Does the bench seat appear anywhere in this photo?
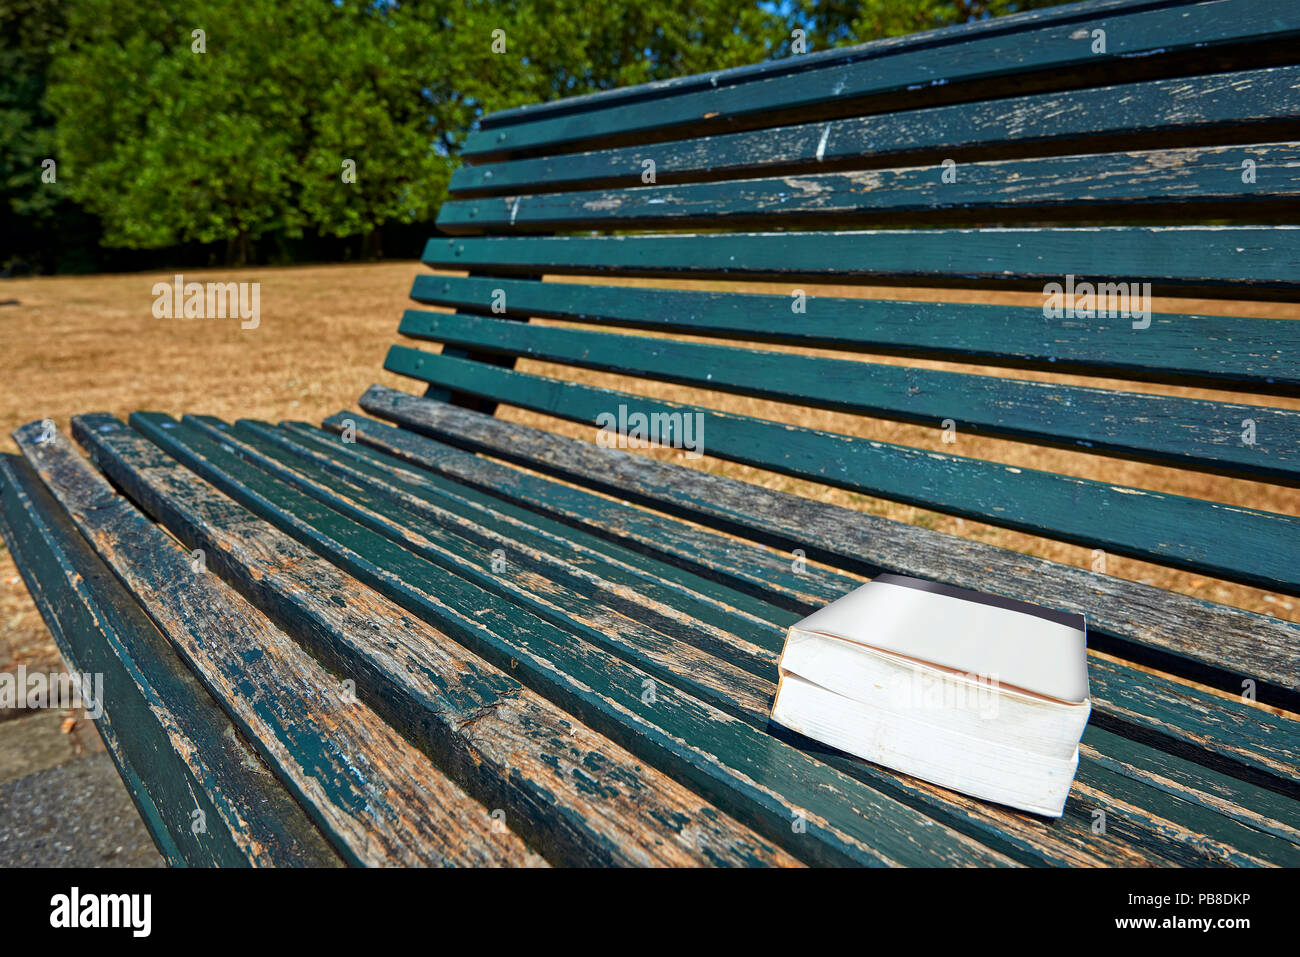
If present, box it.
[3,402,1299,867]
[2,0,1298,865]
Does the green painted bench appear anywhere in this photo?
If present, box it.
[2,0,1299,866]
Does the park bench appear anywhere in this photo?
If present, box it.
[2,0,1299,866]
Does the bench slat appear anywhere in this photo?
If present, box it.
[351,385,1300,698]
[225,418,793,670]
[476,0,1180,130]
[384,348,1300,595]
[289,420,843,614]
[12,422,546,868]
[463,0,1300,158]
[425,227,1300,292]
[453,66,1300,197]
[120,411,1020,868]
[0,454,344,867]
[397,309,1300,482]
[182,413,1300,866]
[438,142,1300,234]
[71,414,798,868]
[411,275,1300,395]
[308,409,1300,794]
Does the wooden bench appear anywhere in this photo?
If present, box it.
[2,0,1298,866]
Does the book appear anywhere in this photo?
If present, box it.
[770,573,1090,817]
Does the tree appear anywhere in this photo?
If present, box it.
[46,0,328,263]
[794,0,1072,48]
[0,0,84,272]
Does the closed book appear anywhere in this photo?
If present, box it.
[770,574,1090,816]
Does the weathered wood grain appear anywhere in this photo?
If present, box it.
[439,142,1300,233]
[67,415,801,868]
[382,350,1300,596]
[353,386,1300,699]
[307,408,1300,794]
[397,309,1300,482]
[453,66,1300,196]
[423,227,1300,293]
[300,418,842,614]
[463,0,1300,159]
[276,419,802,630]
[0,455,342,867]
[120,410,1019,867]
[1082,726,1300,845]
[165,416,1300,866]
[209,416,785,687]
[13,421,546,868]
[411,275,1300,396]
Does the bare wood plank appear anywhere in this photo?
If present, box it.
[13,421,547,868]
[184,415,1300,866]
[308,408,1300,795]
[0,454,343,866]
[119,410,1019,867]
[65,415,801,868]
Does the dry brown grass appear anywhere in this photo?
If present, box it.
[1,261,1296,675]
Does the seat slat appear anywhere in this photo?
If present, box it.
[411,275,1300,395]
[397,309,1300,482]
[178,412,1300,866]
[463,0,1300,159]
[425,227,1300,293]
[69,414,799,868]
[131,413,1296,866]
[288,419,843,613]
[116,411,1020,868]
[227,418,797,652]
[0,455,344,867]
[453,66,1300,197]
[383,349,1300,595]
[438,142,1300,234]
[225,414,1300,800]
[350,385,1300,697]
[12,422,545,868]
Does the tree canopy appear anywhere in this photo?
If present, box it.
[0,0,1067,272]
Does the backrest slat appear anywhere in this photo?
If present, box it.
[453,66,1300,198]
[425,227,1300,294]
[383,345,1300,594]
[463,0,1300,160]
[438,141,1300,234]
[396,0,1300,611]
[396,308,1300,482]
[410,275,1300,395]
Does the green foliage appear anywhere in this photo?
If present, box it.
[0,0,82,271]
[15,0,1071,270]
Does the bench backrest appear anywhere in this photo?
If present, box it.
[379,0,1300,676]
